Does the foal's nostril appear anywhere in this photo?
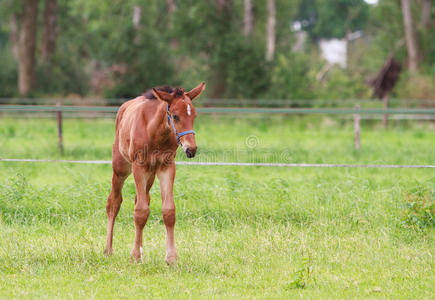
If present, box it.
[185,148,196,158]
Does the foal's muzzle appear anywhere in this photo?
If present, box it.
[185,146,197,158]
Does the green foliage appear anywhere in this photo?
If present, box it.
[35,52,90,97]
[311,0,370,39]
[286,257,314,289]
[0,171,105,225]
[0,172,27,203]
[315,67,372,100]
[401,188,434,230]
[365,0,434,80]
[174,1,270,99]
[418,27,435,76]
[270,52,315,101]
[393,72,435,100]
[223,39,270,99]
[0,47,17,97]
[366,0,405,57]
[102,30,177,98]
[0,0,433,100]
[68,0,177,98]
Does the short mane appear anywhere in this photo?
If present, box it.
[143,86,184,100]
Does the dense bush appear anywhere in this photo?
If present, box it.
[35,52,90,97]
[223,39,270,99]
[315,68,372,100]
[0,47,18,97]
[401,188,435,230]
[269,52,315,100]
[393,72,435,100]
[102,31,177,99]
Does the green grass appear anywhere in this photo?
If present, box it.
[0,115,434,298]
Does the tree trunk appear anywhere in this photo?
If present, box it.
[132,5,142,45]
[9,13,19,59]
[383,94,389,129]
[210,0,232,98]
[41,0,57,61]
[132,5,142,29]
[167,0,176,29]
[18,0,39,96]
[420,0,431,29]
[266,0,276,62]
[217,0,231,10]
[243,0,254,37]
[401,0,419,73]
[167,0,178,48]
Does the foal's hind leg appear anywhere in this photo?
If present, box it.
[104,154,131,256]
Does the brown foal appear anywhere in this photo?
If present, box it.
[104,82,205,264]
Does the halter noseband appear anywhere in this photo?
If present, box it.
[166,104,195,145]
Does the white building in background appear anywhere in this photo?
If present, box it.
[292,19,364,69]
[319,39,347,68]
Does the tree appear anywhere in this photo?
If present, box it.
[132,4,142,45]
[167,0,176,29]
[167,0,178,48]
[200,0,235,98]
[18,0,39,96]
[41,0,57,61]
[420,0,431,30]
[132,5,141,30]
[172,0,270,99]
[266,0,276,62]
[401,0,419,72]
[217,0,231,9]
[9,13,19,59]
[243,0,254,37]
[307,0,369,39]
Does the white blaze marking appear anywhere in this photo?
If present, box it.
[187,104,191,116]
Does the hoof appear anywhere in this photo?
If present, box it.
[165,253,177,265]
[130,247,143,263]
[130,256,141,263]
[104,248,113,256]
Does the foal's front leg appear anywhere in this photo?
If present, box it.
[157,164,177,264]
[131,165,155,262]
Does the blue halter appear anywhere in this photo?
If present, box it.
[167,104,195,145]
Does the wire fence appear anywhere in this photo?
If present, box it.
[0,158,433,169]
[1,104,434,153]
[0,98,401,104]
[1,103,434,169]
[1,97,434,107]
[1,104,435,115]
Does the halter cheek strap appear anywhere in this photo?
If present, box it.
[167,104,195,145]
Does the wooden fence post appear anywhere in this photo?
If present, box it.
[383,94,389,128]
[354,104,360,150]
[56,102,64,155]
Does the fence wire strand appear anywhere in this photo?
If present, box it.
[0,158,433,168]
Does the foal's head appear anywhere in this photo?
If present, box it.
[152,82,205,158]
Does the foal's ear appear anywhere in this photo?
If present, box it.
[152,88,174,104]
[186,82,206,101]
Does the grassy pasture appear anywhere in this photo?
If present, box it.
[0,115,434,298]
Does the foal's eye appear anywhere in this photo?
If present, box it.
[173,115,180,121]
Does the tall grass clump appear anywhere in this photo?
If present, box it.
[400,188,434,230]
